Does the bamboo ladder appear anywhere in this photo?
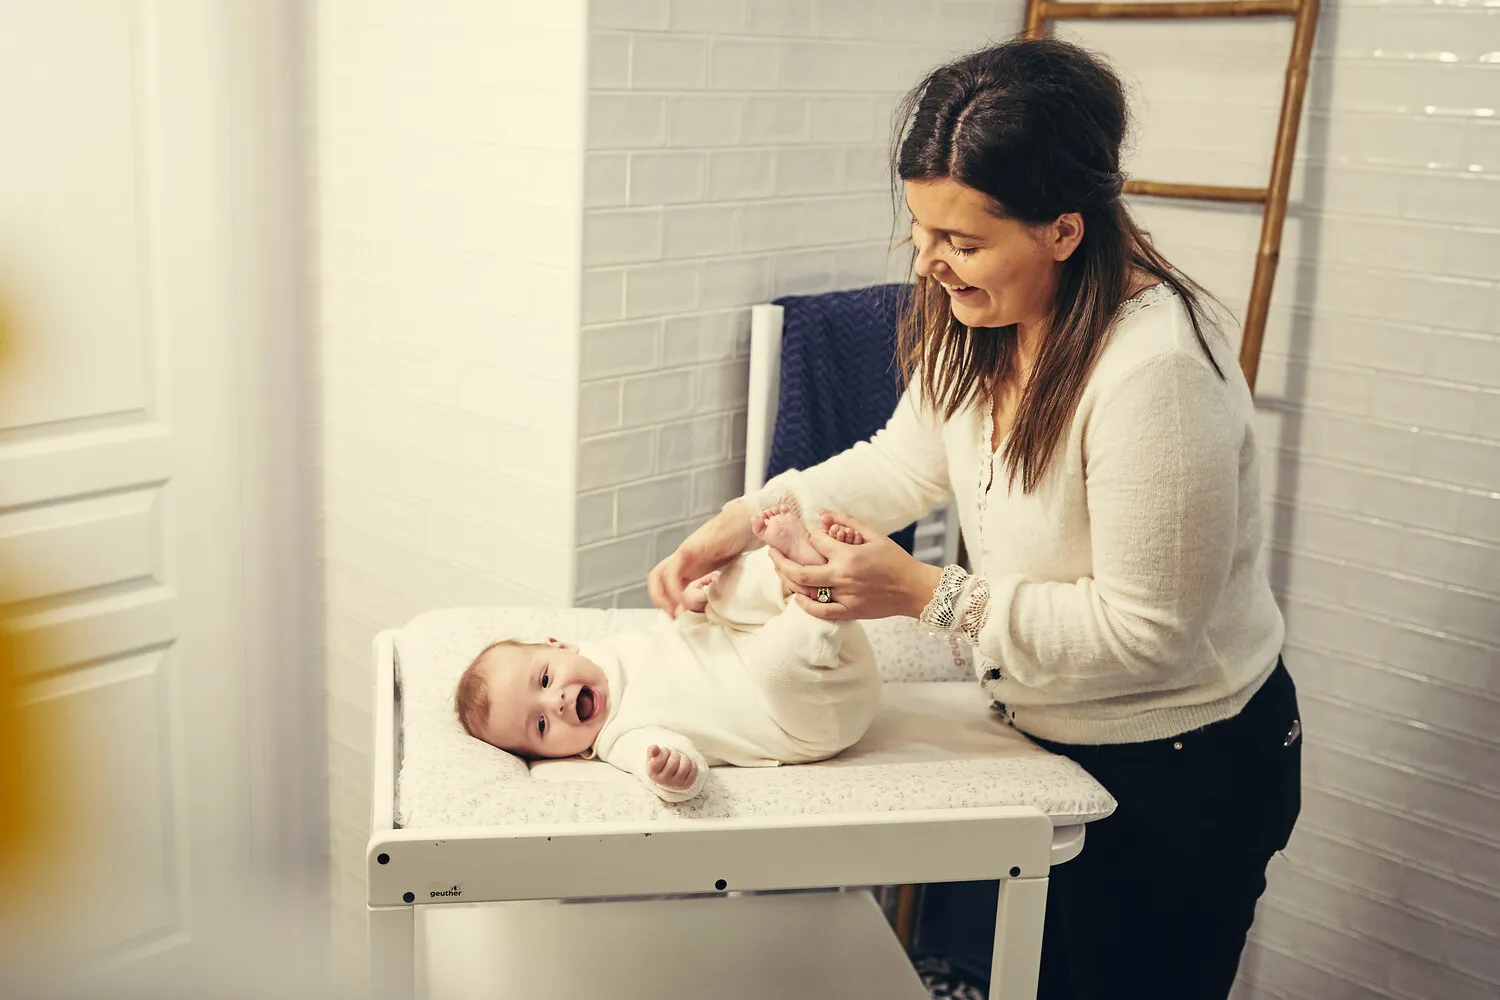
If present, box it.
[893,0,1321,955]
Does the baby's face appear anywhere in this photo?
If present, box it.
[476,638,609,759]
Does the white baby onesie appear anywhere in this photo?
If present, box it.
[583,548,881,802]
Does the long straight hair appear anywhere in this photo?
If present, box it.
[891,39,1225,494]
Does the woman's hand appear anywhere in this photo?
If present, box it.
[648,501,757,617]
[770,511,945,621]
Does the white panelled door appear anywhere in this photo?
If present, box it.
[0,0,254,970]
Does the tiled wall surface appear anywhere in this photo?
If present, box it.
[572,0,1014,608]
[312,0,587,968]
[1054,6,1500,999]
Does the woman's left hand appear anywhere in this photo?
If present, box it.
[769,511,945,621]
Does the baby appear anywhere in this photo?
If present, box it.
[455,507,881,801]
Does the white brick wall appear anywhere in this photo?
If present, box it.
[574,0,1015,608]
[312,0,587,971]
[1055,7,1500,999]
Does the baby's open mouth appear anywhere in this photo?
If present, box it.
[576,687,597,722]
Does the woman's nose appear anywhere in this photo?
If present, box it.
[912,237,936,278]
[912,236,944,280]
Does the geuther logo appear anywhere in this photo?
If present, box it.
[430,885,462,898]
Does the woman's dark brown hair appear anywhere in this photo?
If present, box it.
[891,37,1224,494]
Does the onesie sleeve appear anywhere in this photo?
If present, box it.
[599,726,710,802]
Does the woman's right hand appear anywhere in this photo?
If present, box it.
[648,500,757,617]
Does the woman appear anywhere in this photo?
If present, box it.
[648,38,1301,1000]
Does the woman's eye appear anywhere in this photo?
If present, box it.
[951,243,979,257]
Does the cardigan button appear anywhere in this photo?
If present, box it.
[1172,741,1183,751]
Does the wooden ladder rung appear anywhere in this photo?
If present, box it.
[1039,0,1299,21]
[1123,179,1268,203]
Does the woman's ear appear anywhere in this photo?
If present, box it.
[1050,212,1085,262]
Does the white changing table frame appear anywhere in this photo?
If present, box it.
[367,632,1087,1000]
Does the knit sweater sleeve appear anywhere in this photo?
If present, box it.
[600,726,709,803]
[741,387,953,534]
[967,353,1241,698]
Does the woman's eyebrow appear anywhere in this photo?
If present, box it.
[906,201,983,240]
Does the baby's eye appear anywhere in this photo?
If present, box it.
[541,671,550,688]
[537,717,547,737]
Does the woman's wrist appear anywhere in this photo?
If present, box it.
[907,561,946,620]
[722,498,754,534]
[681,504,751,566]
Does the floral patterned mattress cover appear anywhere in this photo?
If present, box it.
[393,608,1117,829]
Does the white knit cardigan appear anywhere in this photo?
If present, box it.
[746,285,1285,745]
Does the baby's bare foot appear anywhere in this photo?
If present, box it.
[827,521,865,545]
[754,507,827,566]
[679,571,719,614]
[750,503,792,538]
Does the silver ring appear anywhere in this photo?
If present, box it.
[816,587,833,604]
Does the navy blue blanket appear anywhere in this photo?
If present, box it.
[764,283,916,553]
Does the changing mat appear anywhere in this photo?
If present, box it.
[394,608,1116,829]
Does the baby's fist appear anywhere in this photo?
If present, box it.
[646,745,698,791]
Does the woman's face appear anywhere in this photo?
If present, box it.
[904,177,1081,332]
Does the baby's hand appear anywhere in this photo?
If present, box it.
[646,745,698,791]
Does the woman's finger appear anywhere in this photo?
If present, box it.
[767,552,819,597]
[647,560,670,609]
[805,530,844,558]
[794,593,854,620]
[782,579,817,601]
[768,547,836,587]
[647,563,673,615]
[661,558,693,617]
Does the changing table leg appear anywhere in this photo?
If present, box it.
[368,904,414,1000]
[989,876,1049,1000]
